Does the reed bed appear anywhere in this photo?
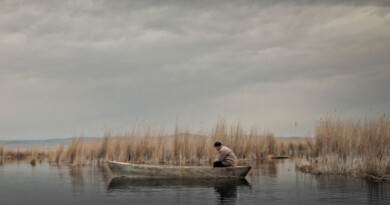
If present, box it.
[298,115,390,180]
[1,116,388,180]
[0,122,312,166]
[0,144,3,159]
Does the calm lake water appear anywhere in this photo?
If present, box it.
[0,159,389,205]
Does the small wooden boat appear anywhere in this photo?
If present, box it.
[107,161,251,179]
[267,155,291,159]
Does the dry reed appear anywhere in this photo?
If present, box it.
[3,115,389,180]
[0,144,3,159]
[0,121,308,166]
[298,115,390,180]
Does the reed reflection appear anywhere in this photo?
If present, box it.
[366,180,390,204]
[69,166,84,194]
[314,173,390,204]
[248,159,280,178]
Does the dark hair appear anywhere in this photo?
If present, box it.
[214,141,222,147]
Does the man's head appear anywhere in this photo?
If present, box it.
[214,141,222,151]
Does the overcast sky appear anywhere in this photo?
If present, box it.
[1,0,389,139]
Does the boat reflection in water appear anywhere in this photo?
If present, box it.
[108,177,251,204]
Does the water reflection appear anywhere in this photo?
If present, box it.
[69,166,84,191]
[1,160,389,204]
[108,177,250,204]
[212,179,250,204]
[314,174,390,204]
[366,180,390,204]
[248,159,281,179]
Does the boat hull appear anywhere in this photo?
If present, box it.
[107,161,251,179]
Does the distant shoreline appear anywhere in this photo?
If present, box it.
[0,137,101,148]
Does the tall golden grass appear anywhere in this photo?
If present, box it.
[0,144,3,159]
[0,121,313,166]
[300,115,390,180]
[1,116,388,180]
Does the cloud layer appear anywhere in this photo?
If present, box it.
[1,0,389,139]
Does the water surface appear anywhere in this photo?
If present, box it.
[0,160,389,204]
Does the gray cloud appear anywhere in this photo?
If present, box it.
[0,0,389,139]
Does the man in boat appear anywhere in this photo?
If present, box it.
[213,141,237,167]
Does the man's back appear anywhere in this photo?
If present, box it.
[218,146,237,167]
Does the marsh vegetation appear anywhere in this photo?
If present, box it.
[297,115,390,180]
[0,121,313,166]
[1,115,389,180]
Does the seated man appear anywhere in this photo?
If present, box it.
[213,141,237,167]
